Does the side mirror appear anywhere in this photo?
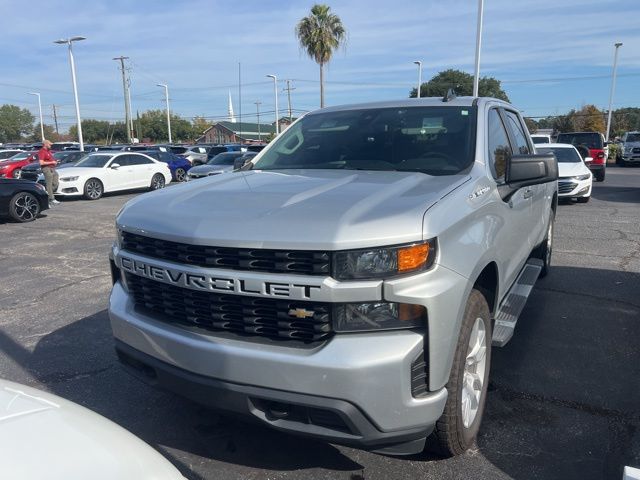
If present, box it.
[499,154,558,200]
[233,157,253,171]
[110,163,120,169]
[584,157,593,164]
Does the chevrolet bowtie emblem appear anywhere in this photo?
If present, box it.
[288,308,314,319]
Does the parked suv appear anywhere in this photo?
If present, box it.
[109,97,558,457]
[618,131,640,166]
[555,131,607,181]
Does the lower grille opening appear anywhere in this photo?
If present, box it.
[411,350,429,398]
[117,348,158,381]
[252,398,352,434]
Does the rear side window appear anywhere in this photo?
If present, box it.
[556,133,603,149]
[487,109,511,184]
[130,154,154,165]
[504,111,531,155]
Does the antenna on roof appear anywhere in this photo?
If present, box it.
[442,88,457,102]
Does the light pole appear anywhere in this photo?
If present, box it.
[28,92,44,142]
[157,84,172,143]
[54,36,85,151]
[255,101,262,141]
[605,42,623,142]
[266,75,279,135]
[413,61,422,98]
[472,0,484,97]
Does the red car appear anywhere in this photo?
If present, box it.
[0,151,39,179]
[555,132,608,182]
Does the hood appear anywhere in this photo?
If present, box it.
[189,164,233,174]
[55,166,102,177]
[118,169,469,250]
[624,141,640,148]
[0,379,185,480]
[558,161,591,178]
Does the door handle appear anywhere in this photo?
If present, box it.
[523,188,533,199]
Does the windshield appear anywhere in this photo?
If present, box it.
[75,154,113,168]
[253,106,477,175]
[625,134,640,143]
[8,152,31,161]
[170,146,189,154]
[537,147,582,163]
[556,133,603,149]
[532,136,549,144]
[208,152,244,165]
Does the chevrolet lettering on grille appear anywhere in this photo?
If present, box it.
[117,254,323,300]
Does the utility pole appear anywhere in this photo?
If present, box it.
[113,56,132,143]
[254,101,262,140]
[283,80,296,122]
[52,105,59,135]
[605,42,623,142]
[157,84,172,143]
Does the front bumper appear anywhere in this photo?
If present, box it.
[621,152,640,163]
[54,179,82,196]
[558,177,592,198]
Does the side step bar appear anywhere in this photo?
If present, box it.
[492,259,543,347]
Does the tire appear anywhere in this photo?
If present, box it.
[83,178,103,200]
[532,210,554,278]
[430,289,492,457]
[175,168,186,182]
[9,191,41,222]
[594,169,605,182]
[150,173,166,191]
[11,168,22,179]
[577,196,590,203]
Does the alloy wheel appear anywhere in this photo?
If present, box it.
[151,174,165,190]
[86,180,102,199]
[13,193,39,221]
[461,316,487,428]
[175,168,186,182]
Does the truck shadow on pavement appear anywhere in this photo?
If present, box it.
[1,265,638,479]
[591,184,640,204]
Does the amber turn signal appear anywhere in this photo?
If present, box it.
[398,243,430,272]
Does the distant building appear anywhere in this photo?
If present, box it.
[196,117,297,144]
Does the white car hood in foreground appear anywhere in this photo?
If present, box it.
[118,169,469,250]
[0,380,185,480]
[558,161,591,178]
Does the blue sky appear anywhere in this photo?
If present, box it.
[1,0,639,131]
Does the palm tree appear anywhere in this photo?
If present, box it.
[295,4,346,108]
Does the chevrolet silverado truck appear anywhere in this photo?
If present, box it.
[109,96,558,456]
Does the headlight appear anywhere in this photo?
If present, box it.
[333,302,426,332]
[574,174,591,181]
[333,239,436,280]
[61,176,79,181]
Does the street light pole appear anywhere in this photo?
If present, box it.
[54,36,86,151]
[413,61,422,98]
[28,92,44,142]
[266,75,279,135]
[605,42,623,142]
[157,84,172,143]
[472,0,484,97]
[254,101,262,140]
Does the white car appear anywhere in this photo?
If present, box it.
[530,134,551,145]
[536,143,592,203]
[0,379,185,480]
[55,152,172,200]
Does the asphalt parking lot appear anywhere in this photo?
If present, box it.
[1,168,639,480]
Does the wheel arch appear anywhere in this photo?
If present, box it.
[472,262,499,316]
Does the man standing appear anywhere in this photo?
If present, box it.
[38,140,59,205]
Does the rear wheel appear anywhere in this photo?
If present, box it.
[175,168,186,182]
[9,192,41,222]
[594,169,605,182]
[533,210,554,278]
[430,289,492,457]
[83,178,103,200]
[150,173,165,191]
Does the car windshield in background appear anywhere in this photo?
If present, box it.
[208,152,244,165]
[74,154,113,168]
[170,146,189,154]
[556,133,603,149]
[626,134,640,142]
[537,147,581,163]
[8,152,31,161]
[253,106,477,175]
[208,147,228,157]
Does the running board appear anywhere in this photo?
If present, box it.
[492,259,543,347]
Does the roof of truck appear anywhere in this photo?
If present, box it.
[315,96,511,114]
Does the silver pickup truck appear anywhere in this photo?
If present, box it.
[109,96,558,456]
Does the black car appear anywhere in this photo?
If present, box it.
[20,151,88,184]
[0,178,49,222]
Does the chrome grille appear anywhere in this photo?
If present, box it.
[121,231,331,275]
[126,273,333,342]
[558,181,577,194]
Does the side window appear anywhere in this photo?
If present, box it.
[113,155,130,167]
[487,109,511,184]
[130,154,153,165]
[504,111,531,155]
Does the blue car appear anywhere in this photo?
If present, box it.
[138,150,191,182]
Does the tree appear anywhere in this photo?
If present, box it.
[295,4,346,108]
[410,69,509,102]
[572,105,605,133]
[27,124,60,143]
[191,116,211,140]
[523,117,538,134]
[0,104,35,143]
[138,110,193,143]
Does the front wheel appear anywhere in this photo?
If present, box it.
[83,178,103,200]
[150,173,166,191]
[12,168,22,179]
[9,192,41,222]
[430,289,492,457]
[532,211,554,278]
[174,168,186,182]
